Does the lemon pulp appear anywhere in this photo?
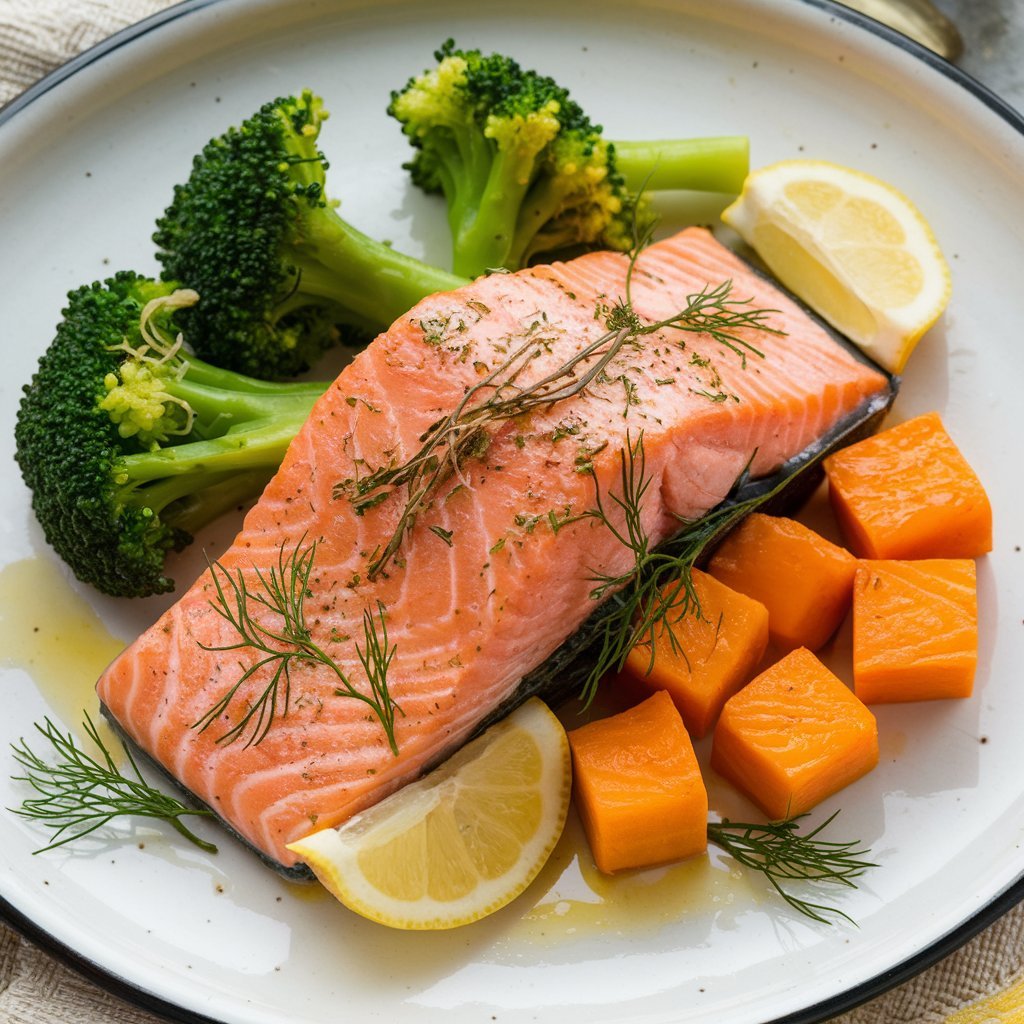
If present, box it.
[287,697,571,930]
[722,159,951,373]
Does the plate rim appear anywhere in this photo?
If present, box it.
[1,1,1022,1022]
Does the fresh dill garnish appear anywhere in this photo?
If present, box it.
[691,388,731,403]
[430,525,455,546]
[349,601,400,748]
[10,713,217,854]
[192,536,402,753]
[548,506,589,535]
[668,280,779,368]
[577,431,770,706]
[551,421,581,443]
[335,281,781,579]
[514,512,542,533]
[618,373,640,417]
[332,195,781,581]
[707,812,876,924]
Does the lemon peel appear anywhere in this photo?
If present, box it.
[287,697,570,930]
[722,159,951,373]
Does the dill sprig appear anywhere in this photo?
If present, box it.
[336,281,781,580]
[578,432,768,706]
[10,713,217,854]
[337,319,635,579]
[708,812,876,924]
[663,280,776,367]
[350,600,401,743]
[192,536,402,752]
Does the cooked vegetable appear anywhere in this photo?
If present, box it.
[388,40,749,276]
[707,512,857,652]
[568,690,708,873]
[568,686,875,920]
[612,137,751,194]
[824,412,992,559]
[852,559,978,702]
[154,89,467,379]
[622,568,769,738]
[13,275,330,598]
[711,647,879,820]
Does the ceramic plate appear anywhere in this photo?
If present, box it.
[1,1,1023,1021]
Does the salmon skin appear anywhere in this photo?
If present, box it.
[96,227,893,875]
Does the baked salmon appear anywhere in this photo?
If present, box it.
[97,227,890,870]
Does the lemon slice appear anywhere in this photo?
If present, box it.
[286,698,570,930]
[721,159,951,373]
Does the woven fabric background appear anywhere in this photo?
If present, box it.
[1,1,1021,1021]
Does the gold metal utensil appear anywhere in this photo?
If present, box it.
[835,0,963,60]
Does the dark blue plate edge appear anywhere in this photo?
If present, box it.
[0,0,1021,1022]
[0,0,214,123]
[803,0,1024,131]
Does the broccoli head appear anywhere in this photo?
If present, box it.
[153,90,467,379]
[389,41,635,277]
[389,41,750,277]
[14,274,330,597]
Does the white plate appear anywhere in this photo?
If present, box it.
[1,1,1023,1022]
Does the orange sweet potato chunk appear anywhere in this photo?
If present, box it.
[711,648,878,820]
[824,412,992,559]
[623,568,769,738]
[706,513,857,652]
[568,690,708,874]
[853,559,978,702]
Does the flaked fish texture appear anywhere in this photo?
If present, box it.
[96,228,890,870]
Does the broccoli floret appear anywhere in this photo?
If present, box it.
[389,41,749,277]
[153,90,467,380]
[14,273,331,598]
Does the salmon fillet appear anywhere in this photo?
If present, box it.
[97,227,888,869]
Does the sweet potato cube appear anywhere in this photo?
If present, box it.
[623,569,769,738]
[706,513,857,652]
[824,412,992,559]
[568,690,708,874]
[711,648,878,819]
[853,559,978,702]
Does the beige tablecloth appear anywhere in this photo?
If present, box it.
[2,1,1023,1021]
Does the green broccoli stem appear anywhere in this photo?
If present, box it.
[429,126,495,254]
[181,357,330,398]
[286,207,468,326]
[121,415,314,486]
[437,128,535,277]
[448,144,548,278]
[148,469,277,536]
[117,413,314,538]
[508,174,582,269]
[612,136,750,195]
[162,372,325,441]
[107,354,328,540]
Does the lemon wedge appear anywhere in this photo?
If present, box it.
[286,697,571,930]
[721,159,951,373]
